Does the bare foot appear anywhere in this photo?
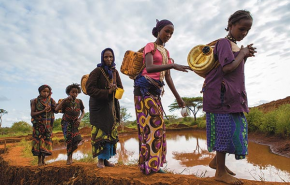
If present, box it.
[66,160,72,165]
[97,159,105,168]
[209,157,236,176]
[41,156,47,165]
[104,159,115,167]
[215,172,243,185]
[38,156,43,166]
[66,154,73,165]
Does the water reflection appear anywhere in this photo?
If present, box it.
[46,130,290,182]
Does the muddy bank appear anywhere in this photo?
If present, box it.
[249,132,290,158]
[0,149,286,185]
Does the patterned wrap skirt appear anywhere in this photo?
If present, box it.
[61,120,82,156]
[31,123,53,156]
[134,95,166,174]
[91,125,118,159]
[206,112,248,159]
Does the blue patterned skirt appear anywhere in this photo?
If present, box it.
[206,112,248,159]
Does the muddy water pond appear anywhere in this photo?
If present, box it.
[46,130,290,182]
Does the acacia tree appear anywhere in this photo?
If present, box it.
[0,109,8,128]
[120,107,132,129]
[169,97,203,122]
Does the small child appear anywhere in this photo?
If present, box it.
[202,10,257,184]
[55,83,85,165]
[31,84,57,166]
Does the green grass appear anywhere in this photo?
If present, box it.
[0,132,30,138]
[77,153,98,163]
[17,139,38,165]
[246,104,290,138]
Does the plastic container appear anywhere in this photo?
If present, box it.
[115,88,124,99]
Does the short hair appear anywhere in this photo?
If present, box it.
[65,83,81,95]
[225,10,253,31]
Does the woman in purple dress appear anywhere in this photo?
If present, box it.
[202,10,257,184]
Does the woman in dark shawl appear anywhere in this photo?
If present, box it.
[86,48,123,168]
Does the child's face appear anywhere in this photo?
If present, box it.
[103,50,114,67]
[69,88,78,100]
[158,25,174,44]
[40,87,50,98]
[229,19,252,41]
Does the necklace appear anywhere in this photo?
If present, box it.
[71,100,77,110]
[225,35,237,44]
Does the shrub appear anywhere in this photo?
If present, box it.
[245,108,265,132]
[53,118,62,131]
[197,119,206,129]
[11,121,32,133]
[261,111,276,135]
[275,104,290,137]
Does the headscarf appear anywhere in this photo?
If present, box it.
[152,19,174,38]
[38,84,52,95]
[97,48,116,79]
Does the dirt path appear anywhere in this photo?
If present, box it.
[1,127,290,184]
[0,152,287,185]
[1,144,32,166]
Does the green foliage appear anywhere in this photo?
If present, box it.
[197,119,206,129]
[183,116,193,122]
[260,111,276,135]
[126,120,137,128]
[246,104,290,137]
[77,153,98,163]
[169,97,203,122]
[120,107,132,123]
[0,109,8,128]
[80,112,91,128]
[274,104,290,137]
[0,127,10,135]
[11,121,32,133]
[53,118,62,131]
[0,109,8,114]
[245,108,265,132]
[18,139,37,165]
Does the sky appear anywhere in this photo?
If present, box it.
[0,0,289,127]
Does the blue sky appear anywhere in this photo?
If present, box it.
[0,0,290,127]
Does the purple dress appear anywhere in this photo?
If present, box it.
[203,38,248,159]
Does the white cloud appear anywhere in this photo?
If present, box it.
[0,0,289,127]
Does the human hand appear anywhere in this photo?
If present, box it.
[247,44,257,57]
[109,84,117,94]
[177,98,185,108]
[75,119,81,127]
[241,44,257,58]
[44,106,51,112]
[172,63,192,72]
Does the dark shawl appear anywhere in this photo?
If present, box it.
[86,49,123,135]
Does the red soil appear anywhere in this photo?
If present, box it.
[0,149,285,185]
[253,96,290,113]
[1,97,290,184]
